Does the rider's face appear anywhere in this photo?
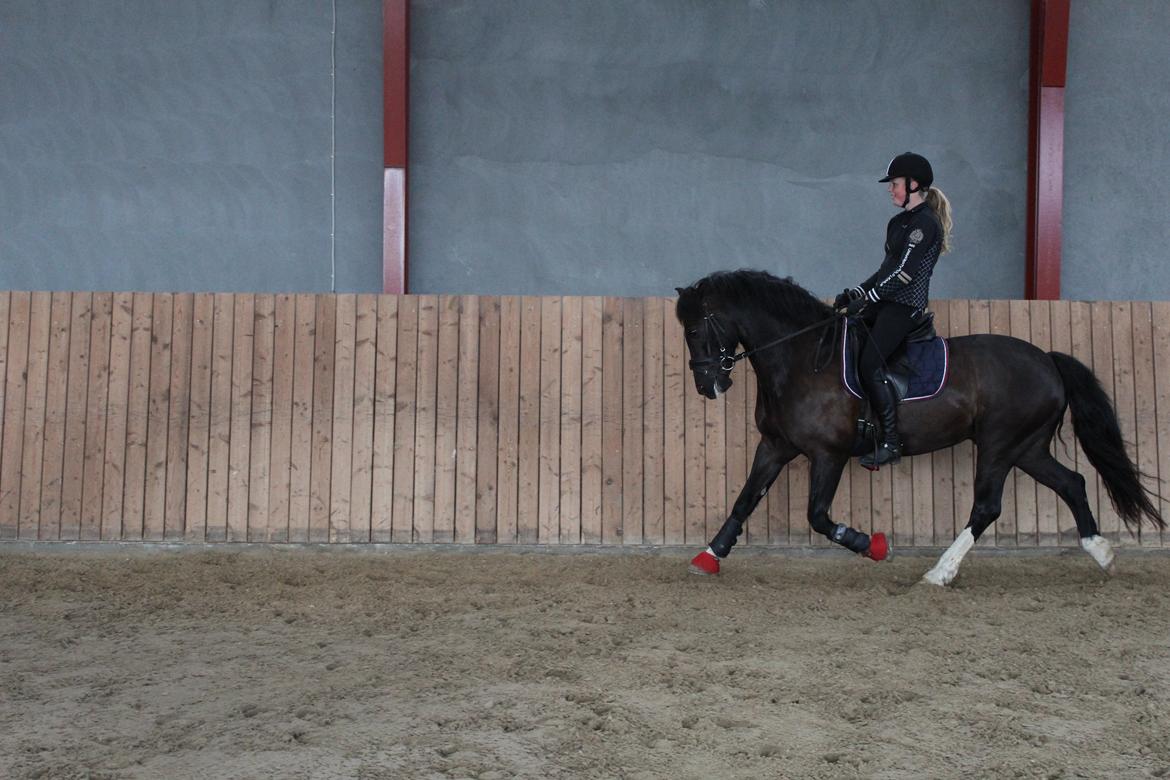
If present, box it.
[887,177,908,206]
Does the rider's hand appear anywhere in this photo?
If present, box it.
[845,298,868,316]
[833,290,851,309]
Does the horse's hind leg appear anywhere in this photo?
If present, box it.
[1015,447,1114,573]
[922,451,1012,586]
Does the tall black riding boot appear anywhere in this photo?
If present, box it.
[860,372,902,469]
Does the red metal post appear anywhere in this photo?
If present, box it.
[383,0,409,293]
[1026,0,1070,300]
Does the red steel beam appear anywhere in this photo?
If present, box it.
[1025,0,1070,300]
[383,0,408,293]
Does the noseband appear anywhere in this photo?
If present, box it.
[688,314,739,376]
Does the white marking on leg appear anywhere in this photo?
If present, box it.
[922,527,976,586]
[1080,534,1115,573]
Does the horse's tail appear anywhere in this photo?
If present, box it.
[1049,351,1165,532]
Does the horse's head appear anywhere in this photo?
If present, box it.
[675,281,736,400]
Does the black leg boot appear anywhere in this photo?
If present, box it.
[860,372,902,469]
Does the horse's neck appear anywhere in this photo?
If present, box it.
[736,312,804,386]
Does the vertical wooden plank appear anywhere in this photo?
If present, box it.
[226,294,254,543]
[329,294,357,543]
[538,297,563,544]
[391,295,418,543]
[704,395,726,545]
[926,302,954,545]
[1,292,30,540]
[1152,301,1170,547]
[309,295,336,543]
[430,296,460,543]
[248,295,275,542]
[622,298,643,545]
[120,292,153,541]
[204,293,234,542]
[559,296,583,544]
[99,294,129,542]
[163,294,193,540]
[267,294,296,543]
[787,456,810,546]
[771,461,789,546]
[642,298,665,546]
[742,361,762,545]
[601,298,625,544]
[1130,302,1159,548]
[580,297,604,544]
[1068,301,1100,540]
[411,295,439,543]
[474,297,499,544]
[0,293,8,538]
[1090,300,1120,540]
[663,302,687,546]
[1048,299,1076,545]
[948,300,975,541]
[722,325,747,548]
[182,294,213,542]
[1028,300,1058,545]
[60,293,92,540]
[18,292,53,540]
[988,300,1016,547]
[516,296,542,544]
[371,295,399,543]
[1110,301,1137,543]
[454,295,479,544]
[849,453,873,541]
[350,294,378,544]
[288,294,316,542]
[38,293,73,540]
[495,296,520,544]
[910,452,935,546]
[1008,299,1038,546]
[143,293,173,541]
[683,338,706,546]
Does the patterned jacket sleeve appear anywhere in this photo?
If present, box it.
[853,217,939,303]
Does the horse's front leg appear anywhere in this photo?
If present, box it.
[807,453,889,561]
[689,439,795,575]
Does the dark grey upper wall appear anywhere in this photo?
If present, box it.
[0,0,382,293]
[1064,1,1170,301]
[5,1,1168,300]
[409,0,1031,298]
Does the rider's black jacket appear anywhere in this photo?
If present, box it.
[851,202,943,314]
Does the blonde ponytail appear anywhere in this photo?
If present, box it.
[925,188,953,254]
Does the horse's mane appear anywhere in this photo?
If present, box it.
[676,269,832,326]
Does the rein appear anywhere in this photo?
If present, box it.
[689,312,841,375]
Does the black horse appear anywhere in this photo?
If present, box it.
[675,270,1165,584]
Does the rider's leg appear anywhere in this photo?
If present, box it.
[858,303,918,468]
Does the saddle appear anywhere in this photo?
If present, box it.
[841,313,948,454]
[841,312,948,404]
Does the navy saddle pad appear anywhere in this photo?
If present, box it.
[842,317,949,402]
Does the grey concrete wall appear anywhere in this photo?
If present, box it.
[13,2,1166,301]
[1064,1,1170,301]
[0,0,383,293]
[410,0,1031,299]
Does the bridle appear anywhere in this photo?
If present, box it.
[687,311,841,378]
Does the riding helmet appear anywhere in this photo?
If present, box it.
[879,152,933,190]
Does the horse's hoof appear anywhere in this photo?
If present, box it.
[863,532,889,562]
[689,550,721,576]
[921,569,948,586]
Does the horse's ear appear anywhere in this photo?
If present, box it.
[674,286,686,296]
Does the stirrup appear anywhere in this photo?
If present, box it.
[860,442,901,470]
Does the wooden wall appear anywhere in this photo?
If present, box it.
[0,292,1166,547]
